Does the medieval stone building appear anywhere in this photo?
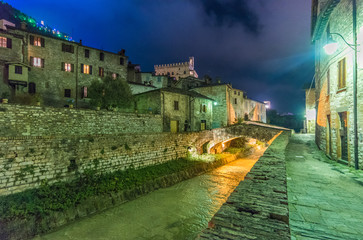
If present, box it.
[193,84,266,128]
[0,3,128,108]
[132,88,214,132]
[154,57,198,80]
[311,0,363,169]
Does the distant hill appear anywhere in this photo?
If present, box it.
[0,1,73,41]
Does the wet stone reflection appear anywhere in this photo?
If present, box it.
[34,149,265,240]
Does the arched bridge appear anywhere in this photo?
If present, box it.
[189,121,291,154]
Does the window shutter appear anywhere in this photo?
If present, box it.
[41,59,45,68]
[62,43,65,52]
[71,45,74,53]
[41,38,45,47]
[89,65,92,75]
[61,62,65,71]
[81,64,84,73]
[6,38,12,49]
[30,35,34,45]
[71,64,74,72]
[30,56,34,66]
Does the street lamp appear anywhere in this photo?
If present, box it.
[322,0,359,170]
[323,32,356,55]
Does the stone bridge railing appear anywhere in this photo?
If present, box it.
[191,122,290,154]
[0,121,290,196]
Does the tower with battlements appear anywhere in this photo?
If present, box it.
[154,57,198,80]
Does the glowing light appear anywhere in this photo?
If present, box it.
[306,109,316,121]
[214,102,217,106]
[323,42,339,55]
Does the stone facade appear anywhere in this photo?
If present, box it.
[304,88,316,133]
[193,84,267,128]
[243,98,267,123]
[0,19,128,108]
[132,88,214,132]
[0,104,162,137]
[312,0,363,168]
[154,57,198,80]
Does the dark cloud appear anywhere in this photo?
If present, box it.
[198,0,262,34]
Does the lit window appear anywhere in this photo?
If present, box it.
[30,35,44,47]
[65,63,72,72]
[0,37,6,48]
[32,57,43,68]
[34,37,41,46]
[83,64,90,74]
[338,58,346,89]
[82,86,88,98]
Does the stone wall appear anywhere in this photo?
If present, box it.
[0,132,204,196]
[314,0,363,168]
[0,112,288,196]
[0,104,162,137]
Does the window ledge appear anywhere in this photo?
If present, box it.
[336,88,347,94]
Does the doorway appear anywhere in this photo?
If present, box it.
[327,115,332,157]
[338,112,348,161]
[170,120,179,133]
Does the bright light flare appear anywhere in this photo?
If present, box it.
[323,42,338,55]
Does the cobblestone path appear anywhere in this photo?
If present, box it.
[286,134,363,240]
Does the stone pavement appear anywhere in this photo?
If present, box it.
[286,134,363,240]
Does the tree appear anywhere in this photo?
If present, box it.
[88,76,133,110]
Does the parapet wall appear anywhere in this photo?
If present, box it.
[0,104,162,137]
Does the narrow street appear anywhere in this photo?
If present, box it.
[286,134,363,240]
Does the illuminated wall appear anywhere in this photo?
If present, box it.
[154,57,198,80]
[312,0,363,168]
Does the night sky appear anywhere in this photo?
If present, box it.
[5,0,314,115]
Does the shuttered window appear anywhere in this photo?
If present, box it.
[30,35,45,47]
[338,58,346,89]
[62,43,74,53]
[81,64,92,74]
[61,62,73,72]
[85,49,90,58]
[99,67,104,77]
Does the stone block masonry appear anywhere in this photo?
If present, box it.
[0,104,162,137]
[198,131,291,239]
[0,132,205,196]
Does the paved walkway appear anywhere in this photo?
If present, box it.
[286,134,363,240]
